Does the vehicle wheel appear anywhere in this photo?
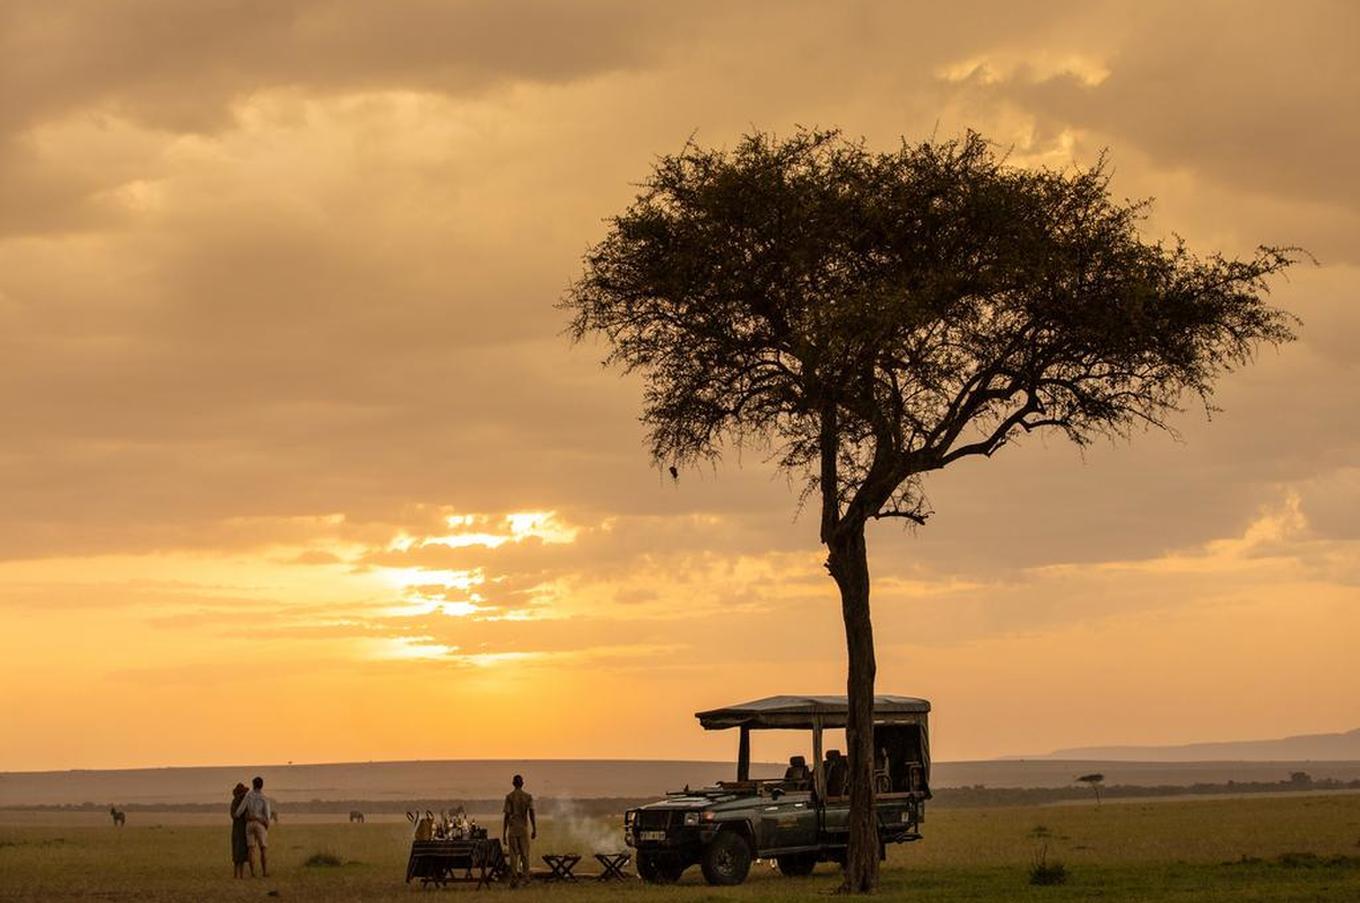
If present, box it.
[701,832,752,886]
[637,853,684,884]
[776,853,817,877]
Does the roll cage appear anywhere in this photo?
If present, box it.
[694,694,932,801]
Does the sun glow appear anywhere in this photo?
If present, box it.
[373,637,459,660]
[460,651,541,668]
[414,510,580,551]
[378,567,483,592]
[367,513,582,617]
[439,600,486,617]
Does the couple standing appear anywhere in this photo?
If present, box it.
[231,776,272,878]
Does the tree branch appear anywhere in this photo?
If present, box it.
[869,507,931,525]
[939,389,1043,464]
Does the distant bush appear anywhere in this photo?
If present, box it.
[1276,851,1360,869]
[1029,845,1067,886]
[303,851,344,868]
[1224,854,1263,865]
[1228,852,1360,870]
[929,777,1360,809]
[1277,851,1320,868]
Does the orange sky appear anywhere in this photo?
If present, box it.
[1,1,1357,771]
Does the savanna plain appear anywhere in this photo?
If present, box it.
[2,795,1358,902]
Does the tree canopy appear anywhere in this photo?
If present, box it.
[564,130,1297,539]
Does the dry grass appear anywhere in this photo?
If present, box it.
[0,794,1357,901]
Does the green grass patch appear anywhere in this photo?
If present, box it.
[301,850,345,868]
[1029,845,1068,885]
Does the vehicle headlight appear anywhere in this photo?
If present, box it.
[683,812,700,826]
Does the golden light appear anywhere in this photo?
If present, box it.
[372,637,459,660]
[378,567,483,592]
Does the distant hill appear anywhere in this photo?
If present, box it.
[6,755,1360,807]
[0,759,786,808]
[1040,728,1360,762]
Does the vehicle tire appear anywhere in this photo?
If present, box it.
[700,832,752,886]
[776,853,817,877]
[637,853,684,884]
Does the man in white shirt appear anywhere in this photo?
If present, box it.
[233,776,272,877]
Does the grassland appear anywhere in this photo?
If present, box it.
[1,794,1358,901]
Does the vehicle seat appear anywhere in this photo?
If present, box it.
[783,755,810,789]
[824,750,848,797]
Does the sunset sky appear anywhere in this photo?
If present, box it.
[2,1,1357,772]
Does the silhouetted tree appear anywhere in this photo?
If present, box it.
[563,129,1298,892]
[1076,773,1105,805]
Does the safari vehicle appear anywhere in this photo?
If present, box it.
[624,695,931,885]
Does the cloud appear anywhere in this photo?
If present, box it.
[932,2,1360,259]
[0,0,1356,766]
[0,0,684,135]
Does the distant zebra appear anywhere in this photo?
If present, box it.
[109,807,126,827]
[349,810,365,824]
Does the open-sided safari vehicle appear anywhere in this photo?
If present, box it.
[624,694,931,885]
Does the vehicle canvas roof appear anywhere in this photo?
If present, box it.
[695,694,930,731]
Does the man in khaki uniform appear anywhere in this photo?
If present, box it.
[502,774,536,886]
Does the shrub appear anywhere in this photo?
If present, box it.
[303,851,344,868]
[1277,851,1319,868]
[1275,852,1360,869]
[1029,845,1068,886]
[1223,854,1263,866]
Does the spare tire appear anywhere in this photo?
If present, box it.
[701,831,752,886]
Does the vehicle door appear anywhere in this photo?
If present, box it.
[756,791,817,851]
[818,792,851,845]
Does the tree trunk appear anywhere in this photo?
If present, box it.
[827,525,878,893]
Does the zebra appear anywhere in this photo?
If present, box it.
[109,807,126,827]
[349,810,365,823]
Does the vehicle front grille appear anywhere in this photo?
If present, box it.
[635,810,676,831]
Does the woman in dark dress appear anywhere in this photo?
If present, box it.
[231,783,251,877]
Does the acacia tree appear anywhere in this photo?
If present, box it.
[1076,773,1105,805]
[563,130,1296,892]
